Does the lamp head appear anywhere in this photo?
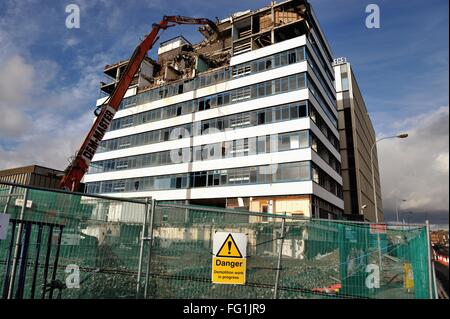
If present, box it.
[397,133,408,138]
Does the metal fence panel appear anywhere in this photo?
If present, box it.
[0,183,434,299]
[0,183,146,299]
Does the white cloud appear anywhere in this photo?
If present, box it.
[433,153,449,174]
[0,110,92,171]
[0,53,104,170]
[0,55,34,104]
[63,37,80,49]
[378,106,449,215]
[0,1,120,172]
[0,55,35,137]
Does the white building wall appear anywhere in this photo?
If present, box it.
[86,31,344,213]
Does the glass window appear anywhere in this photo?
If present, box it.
[274,54,280,67]
[274,79,281,94]
[312,167,319,183]
[265,81,272,95]
[289,75,297,91]
[274,107,282,121]
[290,134,300,149]
[279,134,291,151]
[290,104,299,118]
[223,93,230,105]
[299,104,307,117]
[288,51,296,64]
[251,61,258,72]
[299,131,309,148]
[281,105,290,120]
[258,112,265,125]
[258,83,265,97]
[281,78,288,92]
[258,60,265,72]
[298,73,306,88]
[280,52,287,65]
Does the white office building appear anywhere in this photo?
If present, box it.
[84,0,344,219]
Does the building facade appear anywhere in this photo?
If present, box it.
[84,0,344,219]
[0,165,64,189]
[334,58,382,222]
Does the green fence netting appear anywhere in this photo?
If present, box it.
[0,183,435,299]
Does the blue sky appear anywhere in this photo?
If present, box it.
[0,0,448,223]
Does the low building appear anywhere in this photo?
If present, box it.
[0,165,64,189]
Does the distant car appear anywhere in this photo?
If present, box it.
[311,283,341,294]
[433,245,449,266]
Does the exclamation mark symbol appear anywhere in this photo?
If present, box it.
[228,241,231,254]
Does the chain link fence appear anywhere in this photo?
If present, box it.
[0,182,437,299]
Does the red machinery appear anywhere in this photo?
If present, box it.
[60,16,218,191]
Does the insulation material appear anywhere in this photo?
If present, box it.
[274,10,300,26]
[259,14,273,32]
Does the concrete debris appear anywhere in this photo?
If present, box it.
[100,0,313,96]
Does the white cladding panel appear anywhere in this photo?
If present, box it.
[98,181,315,201]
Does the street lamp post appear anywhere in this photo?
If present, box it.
[370,133,408,223]
[396,199,407,223]
[370,133,408,272]
[361,204,367,216]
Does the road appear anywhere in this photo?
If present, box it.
[434,261,449,298]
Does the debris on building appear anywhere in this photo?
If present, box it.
[100,0,315,98]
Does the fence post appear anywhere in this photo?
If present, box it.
[273,215,286,299]
[431,257,438,299]
[136,197,150,298]
[144,198,156,299]
[425,220,435,299]
[2,181,15,214]
[7,187,28,299]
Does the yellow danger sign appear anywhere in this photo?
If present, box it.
[403,263,414,290]
[212,257,246,285]
[212,232,247,285]
[216,234,243,258]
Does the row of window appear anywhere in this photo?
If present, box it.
[232,46,306,79]
[198,101,308,133]
[99,100,340,155]
[311,134,341,173]
[307,48,336,108]
[312,196,343,219]
[85,161,342,199]
[110,71,307,132]
[312,163,343,199]
[308,33,334,85]
[89,130,315,174]
[309,106,340,150]
[308,77,337,128]
[101,101,306,153]
[117,46,307,111]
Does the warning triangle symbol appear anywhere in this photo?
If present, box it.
[216,234,243,258]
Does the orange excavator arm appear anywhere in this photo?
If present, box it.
[60,16,218,191]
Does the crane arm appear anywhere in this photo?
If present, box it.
[60,16,218,191]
